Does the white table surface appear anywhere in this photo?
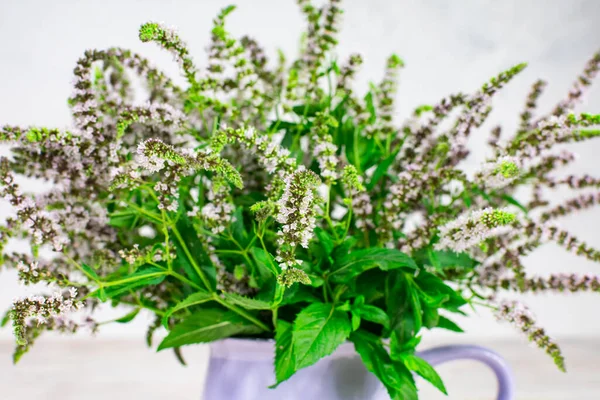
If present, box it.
[0,337,599,400]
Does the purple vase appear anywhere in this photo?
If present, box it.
[202,338,515,400]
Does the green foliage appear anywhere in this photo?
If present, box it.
[158,309,263,350]
[272,320,296,386]
[162,290,214,327]
[330,248,417,283]
[351,330,418,399]
[292,303,351,370]
[5,0,598,395]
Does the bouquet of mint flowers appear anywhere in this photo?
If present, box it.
[2,1,600,397]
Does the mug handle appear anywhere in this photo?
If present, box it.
[373,345,515,400]
[416,345,515,400]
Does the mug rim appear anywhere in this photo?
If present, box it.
[209,337,358,361]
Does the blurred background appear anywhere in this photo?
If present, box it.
[1,0,599,398]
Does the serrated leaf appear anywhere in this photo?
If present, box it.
[408,282,423,333]
[414,249,478,270]
[162,290,214,327]
[173,243,203,287]
[356,304,390,329]
[80,263,99,281]
[231,207,250,247]
[108,210,138,228]
[281,284,320,305]
[158,309,262,350]
[249,246,278,276]
[94,267,167,299]
[331,248,416,283]
[222,292,272,310]
[415,271,466,312]
[350,330,418,400]
[402,354,447,394]
[115,308,141,323]
[385,271,417,343]
[351,311,361,331]
[314,227,335,256]
[331,236,357,261]
[292,302,351,370]
[366,150,399,191]
[437,315,464,332]
[390,332,422,360]
[271,320,296,387]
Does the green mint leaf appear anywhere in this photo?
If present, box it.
[401,354,447,394]
[115,308,141,324]
[292,302,351,370]
[158,309,262,350]
[162,290,213,328]
[271,320,296,387]
[331,248,416,283]
[222,292,272,310]
[356,304,390,329]
[314,227,335,256]
[94,267,167,299]
[350,330,418,400]
[437,315,464,333]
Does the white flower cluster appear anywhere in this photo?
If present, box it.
[241,126,296,176]
[12,288,82,331]
[136,140,167,173]
[450,93,492,157]
[435,207,516,253]
[118,244,141,265]
[378,164,422,243]
[385,166,423,209]
[495,299,535,330]
[513,115,571,158]
[275,166,320,269]
[313,141,338,181]
[199,181,235,235]
[0,161,69,252]
[14,259,56,285]
[352,192,374,229]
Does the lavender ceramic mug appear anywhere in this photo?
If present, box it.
[202,338,515,400]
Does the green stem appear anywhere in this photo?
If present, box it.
[322,284,330,303]
[272,307,278,330]
[124,202,163,224]
[171,225,212,291]
[101,272,166,287]
[147,261,203,291]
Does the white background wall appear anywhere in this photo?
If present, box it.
[1,0,600,341]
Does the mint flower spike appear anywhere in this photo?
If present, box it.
[11,288,83,346]
[311,112,339,182]
[136,138,243,189]
[211,126,297,177]
[342,165,365,192]
[139,22,197,84]
[446,63,527,162]
[116,103,186,139]
[552,50,600,117]
[480,209,516,228]
[495,300,565,372]
[475,155,521,189]
[274,166,320,286]
[435,208,517,253]
[341,165,374,232]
